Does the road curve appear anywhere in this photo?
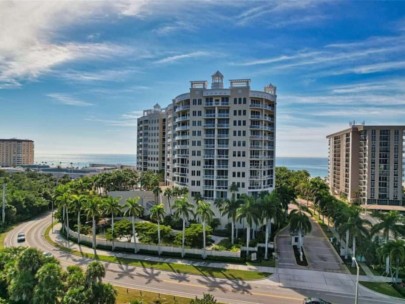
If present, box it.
[5,214,405,304]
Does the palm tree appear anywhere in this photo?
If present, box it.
[377,240,405,282]
[196,200,215,259]
[124,197,144,253]
[84,196,102,256]
[218,198,240,244]
[163,188,173,214]
[339,206,371,267]
[372,211,405,274]
[261,192,282,260]
[173,197,194,258]
[289,208,312,262]
[335,208,351,259]
[152,186,161,204]
[103,196,122,251]
[70,194,87,244]
[237,195,258,258]
[150,203,165,255]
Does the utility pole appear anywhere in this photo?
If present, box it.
[2,183,6,225]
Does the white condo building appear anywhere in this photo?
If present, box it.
[137,71,277,200]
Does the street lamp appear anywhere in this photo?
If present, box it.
[352,257,360,304]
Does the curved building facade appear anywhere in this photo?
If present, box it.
[169,71,277,200]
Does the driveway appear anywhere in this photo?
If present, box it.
[276,204,347,273]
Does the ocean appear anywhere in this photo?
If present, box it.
[35,154,328,178]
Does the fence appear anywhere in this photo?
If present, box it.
[66,228,240,259]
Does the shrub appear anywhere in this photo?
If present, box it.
[190,293,217,304]
[174,224,212,248]
[135,221,173,244]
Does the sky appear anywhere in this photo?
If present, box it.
[1,0,405,158]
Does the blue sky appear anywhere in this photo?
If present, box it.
[1,0,404,158]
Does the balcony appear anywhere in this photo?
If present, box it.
[205,134,215,138]
[217,113,229,118]
[216,185,228,190]
[203,165,215,168]
[216,175,228,180]
[205,113,216,118]
[175,135,189,140]
[217,124,229,128]
[174,145,188,149]
[176,125,189,131]
[203,175,214,179]
[216,165,228,169]
[204,154,215,159]
[205,144,215,149]
[217,155,228,159]
[175,105,190,112]
[217,134,229,138]
[217,144,228,148]
[175,154,188,158]
[204,124,216,128]
[203,185,215,190]
[176,116,190,123]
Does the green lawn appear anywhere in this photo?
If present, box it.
[360,281,405,299]
[115,286,192,304]
[44,224,271,281]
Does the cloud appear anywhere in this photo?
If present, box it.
[235,0,332,26]
[48,93,93,107]
[0,1,141,88]
[86,110,143,127]
[61,67,140,82]
[155,51,212,64]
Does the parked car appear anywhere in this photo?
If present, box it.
[303,298,331,304]
[17,232,25,243]
[43,252,53,258]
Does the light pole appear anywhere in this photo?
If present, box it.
[352,257,360,304]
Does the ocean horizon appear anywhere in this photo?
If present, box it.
[35,154,328,178]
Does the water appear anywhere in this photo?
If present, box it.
[35,154,328,177]
[277,157,328,178]
[35,154,137,168]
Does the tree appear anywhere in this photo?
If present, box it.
[152,186,161,204]
[377,240,405,282]
[124,197,144,253]
[163,188,173,214]
[289,208,312,262]
[196,201,215,258]
[217,198,240,244]
[71,194,87,244]
[86,261,106,284]
[237,195,258,258]
[190,293,218,304]
[84,196,102,255]
[150,203,165,255]
[339,206,371,267]
[260,192,282,260]
[173,197,194,258]
[102,196,122,251]
[372,211,405,274]
[33,263,64,304]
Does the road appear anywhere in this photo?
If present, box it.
[5,214,405,304]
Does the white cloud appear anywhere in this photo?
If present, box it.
[0,0,143,88]
[61,67,140,82]
[155,51,212,64]
[86,110,143,127]
[48,93,93,107]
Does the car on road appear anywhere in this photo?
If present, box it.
[17,232,25,243]
[303,298,331,304]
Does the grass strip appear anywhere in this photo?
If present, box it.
[44,224,270,281]
[360,281,405,299]
[0,225,15,250]
[115,286,192,304]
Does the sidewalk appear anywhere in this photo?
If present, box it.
[50,223,393,283]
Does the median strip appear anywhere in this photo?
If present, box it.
[44,223,271,281]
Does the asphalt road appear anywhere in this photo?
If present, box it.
[5,214,405,304]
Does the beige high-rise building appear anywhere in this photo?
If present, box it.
[136,104,167,173]
[327,125,405,206]
[0,139,34,167]
[137,71,277,200]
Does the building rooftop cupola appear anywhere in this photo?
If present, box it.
[211,70,224,89]
[264,83,277,95]
[153,103,161,111]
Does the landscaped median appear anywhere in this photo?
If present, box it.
[44,223,271,281]
[360,281,405,300]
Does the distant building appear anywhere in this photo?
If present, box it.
[137,71,277,200]
[136,104,167,173]
[0,139,34,167]
[327,125,405,207]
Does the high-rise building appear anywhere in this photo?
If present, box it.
[137,71,277,200]
[0,139,34,167]
[327,124,405,206]
[136,104,167,173]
